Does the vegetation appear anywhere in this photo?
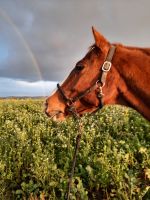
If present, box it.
[0,98,150,200]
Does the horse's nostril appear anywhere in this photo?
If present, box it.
[44,100,49,114]
[45,99,48,107]
[45,109,50,117]
[45,102,48,108]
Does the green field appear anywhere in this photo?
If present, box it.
[0,98,150,200]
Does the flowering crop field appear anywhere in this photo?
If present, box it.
[0,98,150,200]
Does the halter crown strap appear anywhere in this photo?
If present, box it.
[100,45,116,85]
[106,45,116,62]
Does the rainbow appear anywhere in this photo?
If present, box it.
[0,7,47,96]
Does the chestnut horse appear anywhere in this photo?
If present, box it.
[45,27,150,121]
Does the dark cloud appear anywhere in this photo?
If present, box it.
[0,0,150,83]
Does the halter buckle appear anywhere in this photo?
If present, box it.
[102,61,112,72]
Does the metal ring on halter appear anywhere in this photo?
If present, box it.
[66,99,74,106]
[102,61,112,72]
[96,80,105,88]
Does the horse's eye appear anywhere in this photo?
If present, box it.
[75,65,84,71]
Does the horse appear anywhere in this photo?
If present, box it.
[45,27,150,121]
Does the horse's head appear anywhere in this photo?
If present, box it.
[45,27,118,120]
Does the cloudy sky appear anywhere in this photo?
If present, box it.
[0,0,150,97]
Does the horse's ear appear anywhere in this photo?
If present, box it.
[92,26,109,52]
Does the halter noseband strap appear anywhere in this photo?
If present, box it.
[57,45,116,116]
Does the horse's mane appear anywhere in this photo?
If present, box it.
[88,44,98,52]
[83,44,100,57]
[88,43,150,57]
[113,43,150,56]
[127,46,150,56]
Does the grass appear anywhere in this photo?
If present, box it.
[0,98,150,199]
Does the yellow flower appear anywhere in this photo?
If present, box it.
[139,147,147,153]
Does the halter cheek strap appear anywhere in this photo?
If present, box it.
[100,45,116,85]
[97,45,116,108]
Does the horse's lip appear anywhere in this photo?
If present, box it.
[46,110,66,121]
[46,107,98,120]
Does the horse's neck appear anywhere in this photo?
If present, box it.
[115,45,150,83]
[114,45,150,120]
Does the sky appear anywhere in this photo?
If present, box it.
[0,0,150,97]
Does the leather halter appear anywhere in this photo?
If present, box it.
[57,45,116,116]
